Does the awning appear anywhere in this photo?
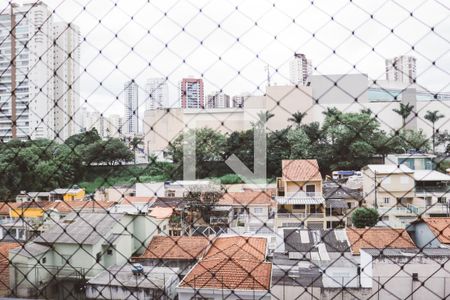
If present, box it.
[325,199,347,209]
[275,196,324,205]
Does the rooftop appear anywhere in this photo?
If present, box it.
[9,242,50,258]
[413,170,450,182]
[362,248,450,257]
[87,264,179,289]
[179,236,272,291]
[120,196,156,204]
[47,200,114,214]
[135,236,210,261]
[346,228,416,255]
[218,191,272,207]
[421,218,450,244]
[148,207,173,219]
[282,159,322,182]
[364,164,414,174]
[284,229,350,254]
[34,212,123,245]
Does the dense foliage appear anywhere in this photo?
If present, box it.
[351,208,380,228]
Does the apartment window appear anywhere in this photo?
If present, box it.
[96,252,101,263]
[438,197,447,204]
[42,257,46,264]
[254,207,263,214]
[107,249,113,255]
[305,185,316,193]
[293,204,305,210]
[384,197,390,204]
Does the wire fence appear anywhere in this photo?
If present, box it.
[0,0,449,299]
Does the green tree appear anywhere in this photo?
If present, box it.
[424,110,445,153]
[168,128,226,178]
[351,208,379,228]
[287,127,310,159]
[65,128,101,148]
[184,185,223,224]
[288,111,307,127]
[392,129,431,153]
[84,138,134,166]
[393,103,414,128]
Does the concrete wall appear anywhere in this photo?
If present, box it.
[271,284,321,300]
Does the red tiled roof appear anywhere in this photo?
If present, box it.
[0,242,20,294]
[218,191,272,206]
[282,159,322,181]
[0,203,20,215]
[423,218,450,244]
[180,236,271,291]
[204,236,267,261]
[346,228,416,255]
[148,207,173,219]
[135,236,210,260]
[180,258,272,290]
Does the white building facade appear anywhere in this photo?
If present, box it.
[207,91,230,108]
[123,80,139,134]
[0,2,55,140]
[289,53,312,86]
[145,77,168,110]
[386,55,417,84]
[53,22,81,141]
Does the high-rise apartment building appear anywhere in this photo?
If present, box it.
[53,22,81,141]
[207,91,230,108]
[123,81,139,134]
[145,78,168,110]
[104,114,123,138]
[386,55,417,84]
[180,78,204,108]
[0,2,55,140]
[231,93,250,108]
[289,53,312,86]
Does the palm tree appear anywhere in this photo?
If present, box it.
[392,103,414,128]
[253,111,275,128]
[288,111,307,127]
[424,110,445,153]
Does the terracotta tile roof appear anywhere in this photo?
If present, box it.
[218,191,272,206]
[346,228,416,255]
[120,196,156,204]
[180,236,271,291]
[47,200,114,214]
[422,218,450,244]
[135,236,210,260]
[282,159,322,182]
[180,258,272,290]
[204,236,267,261]
[0,203,20,215]
[148,207,173,219]
[0,242,20,294]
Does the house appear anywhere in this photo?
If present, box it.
[385,152,436,170]
[85,265,179,300]
[413,170,450,215]
[408,218,450,248]
[274,228,358,291]
[218,191,275,234]
[275,159,326,229]
[346,227,416,255]
[323,182,362,227]
[109,196,156,214]
[132,236,210,274]
[93,186,135,202]
[360,248,450,300]
[9,212,166,298]
[362,164,416,227]
[136,181,212,198]
[15,191,50,203]
[0,242,20,297]
[49,187,85,201]
[177,236,272,300]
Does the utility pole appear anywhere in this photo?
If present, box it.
[374,170,378,209]
[10,3,17,139]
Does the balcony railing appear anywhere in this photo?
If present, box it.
[277,212,325,219]
[284,192,323,198]
[416,187,449,195]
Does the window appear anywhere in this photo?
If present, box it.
[42,257,46,264]
[107,249,113,255]
[438,197,447,204]
[96,252,101,263]
[254,207,263,214]
[384,197,390,204]
[305,185,316,193]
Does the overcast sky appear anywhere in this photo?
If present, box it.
[5,0,450,117]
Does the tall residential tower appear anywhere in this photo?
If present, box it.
[145,77,168,110]
[180,78,204,108]
[289,53,312,86]
[386,55,417,84]
[123,81,139,134]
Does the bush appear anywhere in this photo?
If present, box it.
[351,208,379,228]
[219,174,243,184]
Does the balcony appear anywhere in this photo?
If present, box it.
[277,212,325,220]
[377,205,419,216]
[275,192,324,205]
[416,187,449,197]
[209,216,230,225]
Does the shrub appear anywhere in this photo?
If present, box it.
[351,208,379,228]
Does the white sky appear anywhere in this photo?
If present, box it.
[5,0,450,117]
